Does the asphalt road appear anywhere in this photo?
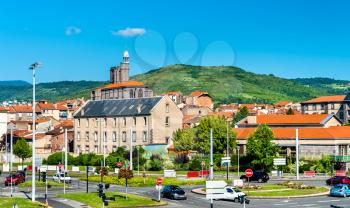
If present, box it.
[1,175,350,208]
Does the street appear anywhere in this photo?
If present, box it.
[1,175,350,208]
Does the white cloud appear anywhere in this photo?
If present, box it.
[65,26,81,36]
[112,27,146,37]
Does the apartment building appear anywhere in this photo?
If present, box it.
[73,96,182,154]
[301,92,350,124]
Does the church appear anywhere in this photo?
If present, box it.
[91,51,154,100]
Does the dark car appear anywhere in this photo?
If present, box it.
[326,176,350,186]
[161,185,187,200]
[240,170,269,183]
[4,173,25,186]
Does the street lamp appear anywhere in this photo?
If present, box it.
[29,62,42,202]
[237,146,240,177]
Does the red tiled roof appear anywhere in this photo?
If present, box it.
[275,101,291,106]
[208,112,234,119]
[9,105,40,113]
[190,91,209,97]
[38,103,56,110]
[101,81,145,90]
[234,126,350,140]
[256,114,330,125]
[302,95,346,104]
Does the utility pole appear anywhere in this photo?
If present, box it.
[237,146,240,177]
[29,62,41,202]
[103,119,106,167]
[226,121,229,181]
[10,127,13,197]
[137,146,140,176]
[209,128,213,181]
[130,128,133,171]
[64,128,68,172]
[296,128,299,180]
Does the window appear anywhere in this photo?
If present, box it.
[165,117,170,127]
[331,103,335,110]
[104,118,107,127]
[85,131,89,141]
[85,145,90,153]
[321,104,325,110]
[122,131,127,142]
[143,117,147,126]
[114,118,117,127]
[123,118,127,127]
[165,137,170,144]
[133,117,136,126]
[313,104,316,111]
[94,132,98,141]
[132,131,136,142]
[112,145,117,152]
[166,104,170,113]
[94,145,98,153]
[77,119,80,127]
[77,132,81,141]
[86,119,89,128]
[112,131,117,142]
[104,131,107,142]
[138,89,143,98]
[143,131,148,142]
[129,89,134,98]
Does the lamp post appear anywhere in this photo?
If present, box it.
[237,146,240,177]
[29,62,41,202]
[10,127,13,197]
[130,128,133,171]
[296,128,299,180]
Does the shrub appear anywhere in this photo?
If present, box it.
[189,156,201,171]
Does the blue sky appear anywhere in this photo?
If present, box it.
[0,0,350,82]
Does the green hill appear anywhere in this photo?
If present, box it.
[0,65,348,104]
[133,65,348,103]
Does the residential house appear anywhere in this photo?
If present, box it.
[184,91,214,110]
[46,120,74,153]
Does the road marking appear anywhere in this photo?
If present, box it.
[300,204,317,207]
[318,199,340,203]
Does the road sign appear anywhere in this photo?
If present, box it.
[117,162,123,168]
[155,184,163,190]
[245,169,253,178]
[206,181,228,200]
[35,157,43,166]
[156,178,163,185]
[221,157,231,167]
[273,158,286,166]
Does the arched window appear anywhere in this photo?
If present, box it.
[129,89,134,98]
[138,89,143,98]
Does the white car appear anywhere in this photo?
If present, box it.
[224,186,246,202]
[53,172,72,183]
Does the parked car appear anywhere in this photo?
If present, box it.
[16,170,26,179]
[326,176,350,186]
[240,170,269,183]
[53,172,72,183]
[161,185,187,200]
[223,187,248,203]
[4,173,25,186]
[330,184,350,197]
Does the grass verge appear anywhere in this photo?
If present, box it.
[246,187,328,197]
[80,175,207,187]
[56,192,167,207]
[18,180,64,187]
[0,197,46,207]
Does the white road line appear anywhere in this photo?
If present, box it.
[300,204,317,207]
[318,199,340,203]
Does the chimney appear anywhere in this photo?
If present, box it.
[137,105,142,114]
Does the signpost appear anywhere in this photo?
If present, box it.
[117,162,123,168]
[273,158,286,177]
[156,178,163,201]
[206,180,227,208]
[245,169,253,195]
[221,157,231,180]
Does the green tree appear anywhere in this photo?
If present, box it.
[286,108,294,115]
[172,128,195,153]
[13,139,32,167]
[233,107,249,124]
[194,116,236,154]
[246,124,280,171]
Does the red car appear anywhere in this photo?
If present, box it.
[326,176,350,186]
[4,173,25,186]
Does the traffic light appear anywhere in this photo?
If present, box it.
[41,172,47,182]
